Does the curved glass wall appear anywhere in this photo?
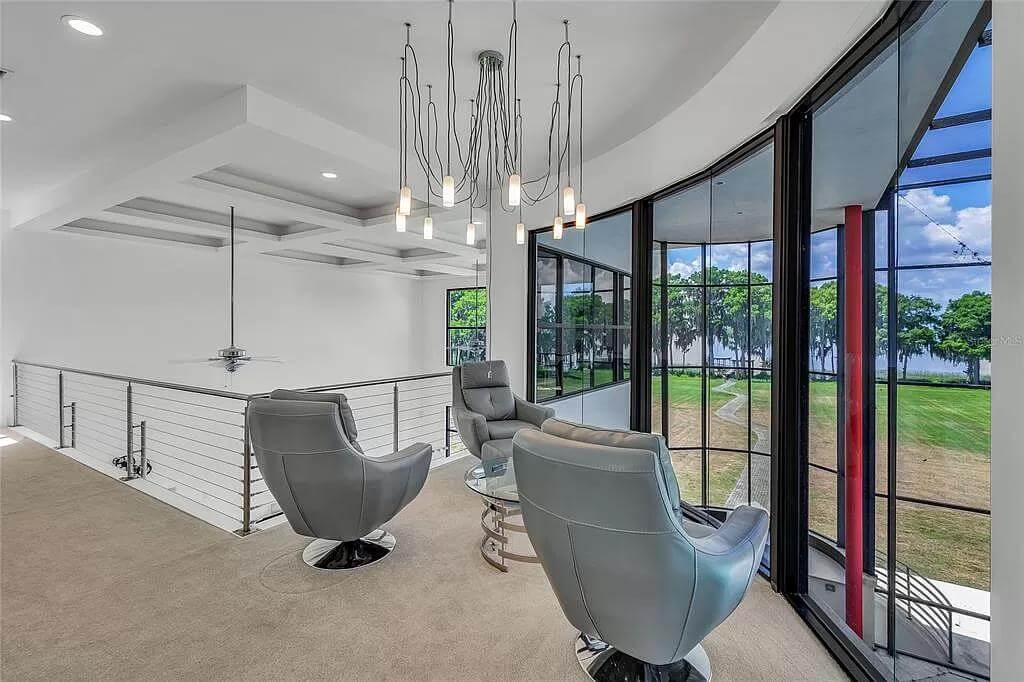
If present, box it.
[651,142,774,512]
[804,2,990,678]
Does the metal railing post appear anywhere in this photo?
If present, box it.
[69,402,77,448]
[392,383,399,453]
[905,563,913,621]
[138,421,147,479]
[445,405,452,457]
[10,363,19,427]
[124,382,136,480]
[947,611,954,663]
[240,400,252,535]
[57,371,65,448]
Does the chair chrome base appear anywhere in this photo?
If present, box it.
[576,633,711,682]
[301,530,396,570]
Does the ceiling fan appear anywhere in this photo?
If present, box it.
[173,206,281,374]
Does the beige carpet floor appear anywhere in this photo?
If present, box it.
[1,431,846,681]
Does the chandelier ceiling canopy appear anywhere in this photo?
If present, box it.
[395,0,586,245]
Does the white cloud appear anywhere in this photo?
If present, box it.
[898,187,990,262]
[668,258,700,277]
[898,187,954,228]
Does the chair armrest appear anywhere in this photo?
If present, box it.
[689,505,769,557]
[453,407,488,458]
[360,442,433,528]
[676,505,769,660]
[514,396,555,428]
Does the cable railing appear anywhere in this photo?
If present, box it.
[9,360,465,535]
[874,550,955,664]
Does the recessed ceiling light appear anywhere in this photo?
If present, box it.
[0,113,11,123]
[61,15,104,37]
[321,171,338,179]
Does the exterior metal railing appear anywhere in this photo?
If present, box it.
[874,550,955,664]
[9,360,465,535]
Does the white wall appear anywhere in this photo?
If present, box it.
[990,1,1024,677]
[1,229,442,414]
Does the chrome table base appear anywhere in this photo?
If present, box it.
[302,530,396,570]
[576,634,711,682]
[479,499,540,572]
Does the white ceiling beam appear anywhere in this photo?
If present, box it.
[100,201,282,241]
[185,176,365,230]
[254,252,422,280]
[57,220,226,251]
[13,88,252,232]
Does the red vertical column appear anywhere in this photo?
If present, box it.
[843,205,864,637]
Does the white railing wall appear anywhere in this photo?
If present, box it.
[10,361,465,535]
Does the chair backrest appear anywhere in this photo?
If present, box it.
[269,388,362,452]
[247,398,366,540]
[513,426,762,665]
[452,360,515,421]
[540,419,681,513]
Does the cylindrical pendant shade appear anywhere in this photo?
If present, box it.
[466,222,476,245]
[395,207,406,232]
[553,215,563,240]
[516,222,525,245]
[442,176,455,208]
[575,202,587,229]
[399,186,412,216]
[508,174,521,207]
[423,216,433,240]
[562,186,575,216]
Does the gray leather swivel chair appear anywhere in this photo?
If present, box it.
[513,419,769,681]
[247,390,432,570]
[452,360,554,460]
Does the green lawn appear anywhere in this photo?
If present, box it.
[653,371,991,589]
[559,367,616,396]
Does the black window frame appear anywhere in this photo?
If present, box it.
[445,286,487,367]
[531,244,632,404]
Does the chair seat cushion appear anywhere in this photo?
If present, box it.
[487,419,540,441]
[481,439,514,461]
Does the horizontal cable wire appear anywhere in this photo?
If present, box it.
[63,375,128,391]
[143,456,241,495]
[131,413,242,439]
[64,380,127,400]
[144,426,241,449]
[130,400,243,426]
[144,430,241,456]
[131,390,245,414]
[74,427,125,452]
[16,396,58,415]
[144,448,243,485]
[145,443,244,472]
[144,460,241,500]
[64,388,130,409]
[73,408,126,432]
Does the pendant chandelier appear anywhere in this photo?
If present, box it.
[395,0,586,245]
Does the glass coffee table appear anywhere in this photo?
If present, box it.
[464,457,539,572]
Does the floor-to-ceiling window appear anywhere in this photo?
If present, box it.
[651,141,774,513]
[799,2,990,678]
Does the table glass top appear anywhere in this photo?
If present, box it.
[463,457,518,503]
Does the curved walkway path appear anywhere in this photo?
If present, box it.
[711,378,771,510]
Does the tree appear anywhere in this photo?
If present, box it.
[809,282,838,372]
[896,294,940,380]
[934,290,991,384]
